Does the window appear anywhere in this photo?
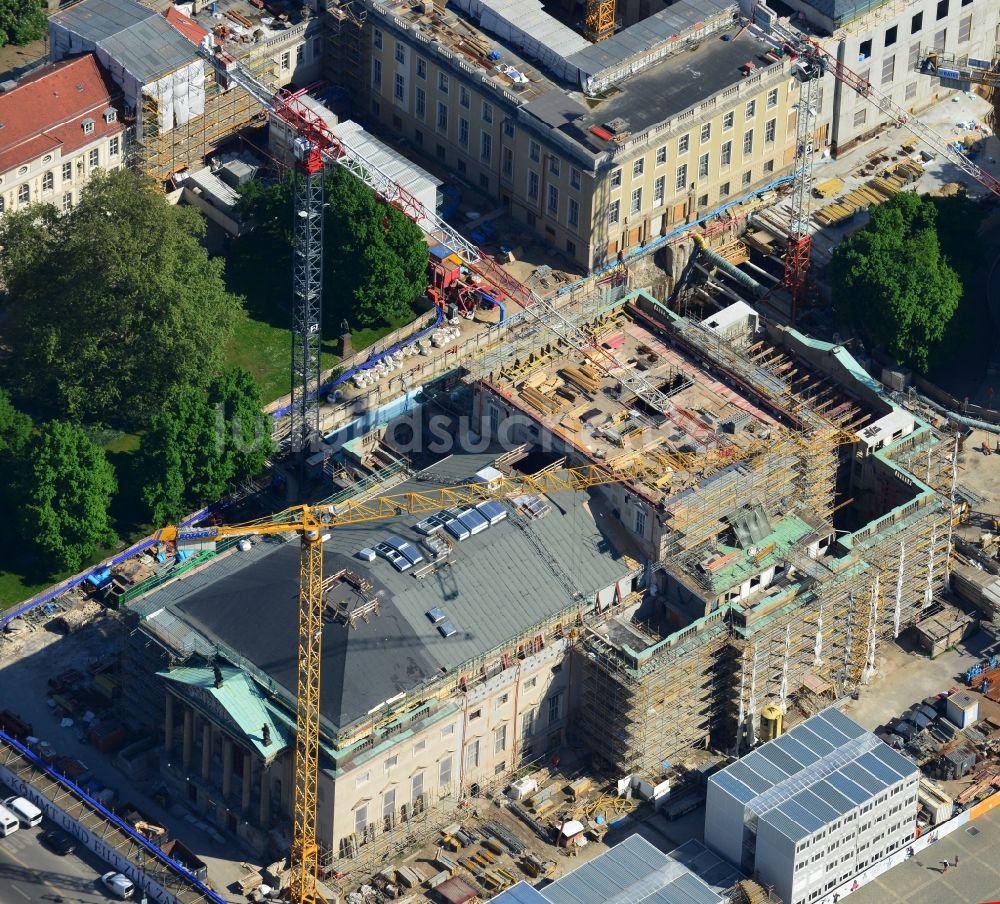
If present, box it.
[630,187,641,214]
[882,54,895,85]
[635,507,646,535]
[354,804,368,833]
[415,87,425,119]
[675,163,688,191]
[765,118,776,143]
[885,24,897,46]
[908,41,922,68]
[470,708,482,721]
[742,170,752,186]
[745,99,756,119]
[721,140,732,167]
[413,739,426,755]
[482,101,493,123]
[958,14,971,42]
[698,152,709,178]
[609,167,622,188]
[521,709,535,738]
[935,27,947,48]
[720,181,730,198]
[568,197,579,229]
[494,724,507,753]
[411,771,424,804]
[465,739,480,770]
[394,73,405,102]
[82,119,94,135]
[296,44,304,64]
[459,117,469,148]
[372,58,382,88]
[439,755,452,787]
[743,130,753,155]
[763,159,774,174]
[502,146,513,178]
[570,167,581,190]
[905,81,917,100]
[356,771,370,787]
[678,133,690,154]
[395,41,405,64]
[384,754,398,772]
[503,119,515,138]
[549,156,560,177]
[89,148,99,167]
[854,108,868,127]
[373,27,383,49]
[495,693,509,709]
[608,199,620,224]
[723,111,734,131]
[42,171,53,192]
[700,122,711,143]
[416,57,426,79]
[525,676,537,689]
[529,140,540,163]
[459,85,470,108]
[109,136,119,156]
[911,12,923,33]
[936,0,947,19]
[528,170,539,201]
[653,175,665,205]
[767,87,778,109]
[382,788,396,822]
[656,145,666,166]
[280,50,290,71]
[547,184,558,215]
[438,72,449,93]
[697,193,708,208]
[859,38,872,61]
[62,192,72,212]
[632,158,644,178]
[62,161,72,181]
[414,129,423,146]
[548,693,563,725]
[437,102,448,132]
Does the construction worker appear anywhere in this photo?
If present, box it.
[954,855,959,868]
[940,859,950,872]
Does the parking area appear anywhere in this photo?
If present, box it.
[850,804,1000,904]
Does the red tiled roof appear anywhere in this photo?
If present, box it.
[0,54,125,177]
[164,7,217,47]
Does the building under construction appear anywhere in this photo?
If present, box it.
[474,284,956,779]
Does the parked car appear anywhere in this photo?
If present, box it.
[39,828,77,856]
[101,872,134,900]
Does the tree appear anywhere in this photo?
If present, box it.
[235,168,427,330]
[19,421,117,573]
[0,0,46,46]
[0,389,32,544]
[0,169,243,426]
[830,191,962,373]
[140,368,274,525]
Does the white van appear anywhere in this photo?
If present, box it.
[0,803,19,837]
[3,796,42,828]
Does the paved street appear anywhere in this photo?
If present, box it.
[851,806,1000,904]
[0,820,118,903]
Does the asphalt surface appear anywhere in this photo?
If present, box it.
[0,818,123,904]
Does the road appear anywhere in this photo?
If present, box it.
[0,820,120,903]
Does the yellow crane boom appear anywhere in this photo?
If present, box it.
[153,461,644,903]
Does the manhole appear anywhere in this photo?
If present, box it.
[966,826,980,836]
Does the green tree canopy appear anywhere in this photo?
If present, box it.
[0,169,243,426]
[235,168,427,330]
[0,0,46,46]
[139,368,274,526]
[19,421,118,573]
[0,389,33,545]
[829,191,962,373]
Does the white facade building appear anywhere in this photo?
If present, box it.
[705,708,919,904]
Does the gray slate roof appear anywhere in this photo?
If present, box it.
[51,0,197,83]
[141,452,636,733]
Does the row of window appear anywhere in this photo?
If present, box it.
[0,140,119,214]
[278,37,323,72]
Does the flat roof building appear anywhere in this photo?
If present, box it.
[705,709,919,904]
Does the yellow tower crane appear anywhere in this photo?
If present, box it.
[585,0,616,42]
[153,461,648,903]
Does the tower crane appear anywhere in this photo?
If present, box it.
[153,461,649,903]
[771,28,1000,315]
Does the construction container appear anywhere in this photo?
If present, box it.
[918,777,953,825]
[759,704,783,741]
[506,777,537,800]
[946,691,979,729]
[88,720,127,753]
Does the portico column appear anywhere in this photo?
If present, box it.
[222,738,234,798]
[182,707,193,770]
[259,768,271,826]
[164,693,175,757]
[242,751,253,812]
[202,723,212,781]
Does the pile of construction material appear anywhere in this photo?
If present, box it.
[813,159,925,227]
